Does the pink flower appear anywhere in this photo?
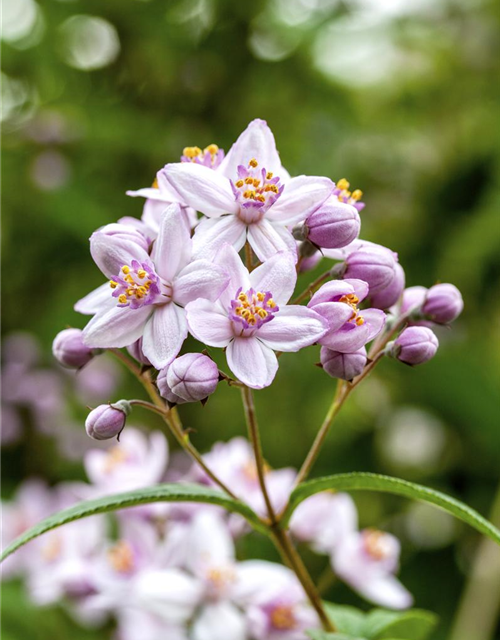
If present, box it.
[332,528,413,610]
[162,119,334,262]
[185,246,328,389]
[79,204,229,369]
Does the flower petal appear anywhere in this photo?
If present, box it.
[355,574,413,610]
[142,303,188,369]
[133,568,202,622]
[83,305,152,348]
[74,283,115,315]
[192,602,247,640]
[320,322,370,353]
[218,119,282,179]
[186,511,235,576]
[185,299,233,347]
[308,302,354,332]
[162,163,238,218]
[247,218,297,263]
[258,305,328,351]
[226,337,278,389]
[308,279,369,307]
[249,251,296,306]
[173,259,230,307]
[192,215,247,261]
[214,244,251,309]
[90,228,149,279]
[361,308,386,342]
[151,203,192,282]
[267,176,334,225]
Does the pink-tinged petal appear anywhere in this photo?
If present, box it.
[355,574,413,610]
[173,259,229,307]
[126,187,173,202]
[142,303,187,369]
[192,215,247,261]
[361,308,386,342]
[162,163,238,218]
[74,283,115,315]
[320,322,370,353]
[218,119,282,179]
[192,602,247,640]
[307,302,353,333]
[257,306,328,351]
[308,279,369,307]
[226,337,278,389]
[215,244,251,309]
[249,251,296,306]
[234,561,295,605]
[90,229,149,279]
[133,568,202,622]
[247,219,298,263]
[267,176,334,224]
[152,203,192,281]
[185,299,233,347]
[83,305,152,348]
[186,512,235,577]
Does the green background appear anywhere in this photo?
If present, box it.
[2,1,500,639]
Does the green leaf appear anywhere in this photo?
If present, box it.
[364,609,438,640]
[323,604,367,636]
[307,632,367,640]
[1,483,265,562]
[282,472,500,545]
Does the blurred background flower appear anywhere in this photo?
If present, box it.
[2,0,499,638]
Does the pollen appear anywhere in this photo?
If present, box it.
[339,293,364,325]
[111,263,156,308]
[337,178,350,191]
[248,158,258,168]
[351,189,363,200]
[151,177,159,189]
[108,540,134,574]
[336,178,364,207]
[235,179,244,188]
[231,289,278,329]
[118,294,127,304]
[266,171,273,179]
[137,269,147,279]
[270,605,296,630]
[109,280,118,289]
[205,144,219,155]
[183,146,202,158]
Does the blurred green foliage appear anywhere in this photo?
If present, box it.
[2,0,500,639]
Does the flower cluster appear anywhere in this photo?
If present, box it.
[59,119,462,390]
[2,429,412,640]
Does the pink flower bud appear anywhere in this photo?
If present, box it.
[85,401,131,440]
[400,286,427,316]
[369,263,406,310]
[320,346,367,381]
[52,328,96,369]
[305,201,361,249]
[392,327,439,365]
[423,283,463,324]
[126,338,152,366]
[342,245,396,294]
[158,353,219,404]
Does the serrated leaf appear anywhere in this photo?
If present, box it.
[1,483,265,562]
[323,603,367,636]
[364,609,438,640]
[282,473,500,545]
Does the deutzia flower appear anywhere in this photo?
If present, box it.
[185,245,328,389]
[162,119,334,261]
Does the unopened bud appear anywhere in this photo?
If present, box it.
[389,327,439,365]
[343,245,396,294]
[126,338,152,366]
[320,346,367,381]
[53,328,97,369]
[85,400,131,440]
[158,353,219,404]
[423,283,463,325]
[305,202,361,249]
[369,263,406,310]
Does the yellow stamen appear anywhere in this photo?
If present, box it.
[270,605,296,630]
[266,171,273,179]
[118,294,127,304]
[183,146,202,158]
[121,265,130,274]
[249,158,258,168]
[337,178,350,191]
[235,179,244,188]
[110,280,118,289]
[355,316,365,326]
[205,144,219,155]
[137,269,147,279]
[351,189,363,201]
[151,177,159,189]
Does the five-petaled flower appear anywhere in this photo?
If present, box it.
[162,119,334,262]
[80,204,229,369]
[185,245,328,389]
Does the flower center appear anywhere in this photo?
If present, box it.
[109,261,161,309]
[335,178,363,206]
[339,293,365,326]
[108,540,135,574]
[41,534,62,562]
[363,529,391,560]
[232,158,283,223]
[229,288,278,330]
[270,605,297,630]
[103,445,129,473]
[181,144,224,168]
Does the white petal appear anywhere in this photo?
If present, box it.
[152,204,191,281]
[218,119,282,179]
[90,228,149,279]
[83,305,152,348]
[356,574,413,610]
[186,511,235,576]
[249,250,296,305]
[192,603,247,640]
[267,176,334,224]
[214,244,251,309]
[192,215,247,261]
[185,299,233,347]
[247,218,298,263]
[257,306,327,352]
[134,568,202,622]
[142,303,188,369]
[162,163,238,218]
[173,260,230,307]
[226,337,278,389]
[74,283,115,315]
[234,560,295,605]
